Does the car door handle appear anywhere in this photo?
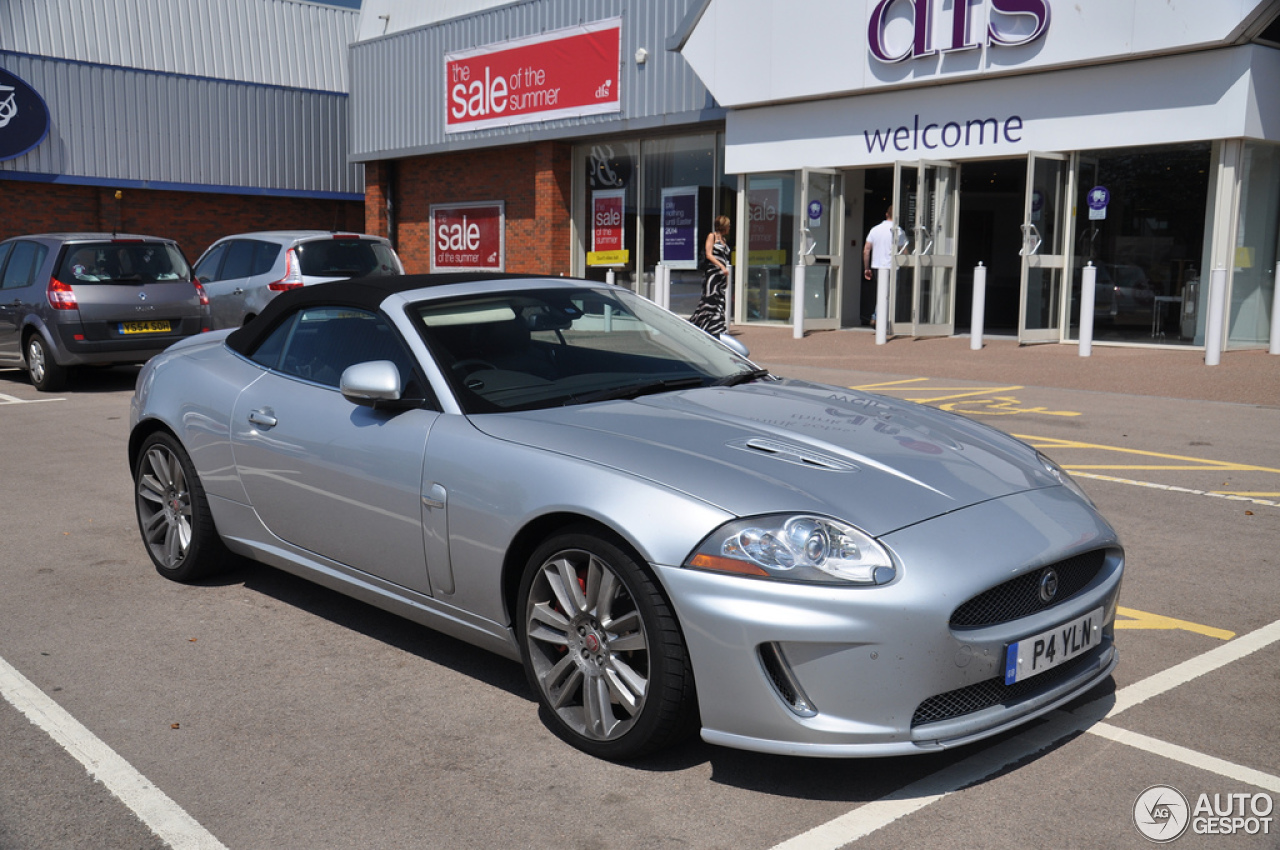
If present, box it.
[248,408,278,428]
[232,288,244,295]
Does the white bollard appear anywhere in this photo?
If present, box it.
[1205,267,1227,366]
[875,267,889,346]
[1271,262,1280,355]
[793,264,806,339]
[970,262,987,351]
[1079,262,1097,357]
[605,268,615,286]
[655,264,670,310]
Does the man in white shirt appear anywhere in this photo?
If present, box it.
[862,206,895,327]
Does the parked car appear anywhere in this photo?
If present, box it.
[0,233,209,391]
[193,231,403,329]
[129,274,1123,760]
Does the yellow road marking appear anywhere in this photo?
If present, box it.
[1115,607,1236,640]
[1015,435,1280,475]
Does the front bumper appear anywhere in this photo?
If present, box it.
[657,486,1123,757]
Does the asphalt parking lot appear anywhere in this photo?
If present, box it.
[2,337,1278,850]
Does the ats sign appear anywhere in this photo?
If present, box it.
[445,18,621,134]
[0,68,50,161]
[430,201,504,272]
[868,0,1050,63]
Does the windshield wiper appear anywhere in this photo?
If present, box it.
[713,368,770,387]
[568,376,706,405]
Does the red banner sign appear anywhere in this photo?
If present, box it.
[592,190,625,253]
[430,202,504,272]
[445,18,622,134]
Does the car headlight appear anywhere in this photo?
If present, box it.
[685,514,896,585]
[1037,451,1094,506]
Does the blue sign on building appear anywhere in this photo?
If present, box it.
[0,68,51,161]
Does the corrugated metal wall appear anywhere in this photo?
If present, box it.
[0,0,357,92]
[0,51,361,195]
[349,0,721,160]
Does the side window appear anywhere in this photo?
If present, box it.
[250,307,420,394]
[251,241,281,276]
[2,241,49,289]
[194,243,228,282]
[0,243,12,283]
[220,240,256,280]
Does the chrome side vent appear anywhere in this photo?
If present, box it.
[731,438,858,472]
[758,642,818,717]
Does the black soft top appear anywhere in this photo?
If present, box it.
[225,273,545,356]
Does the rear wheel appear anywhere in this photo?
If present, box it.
[26,334,67,392]
[133,431,231,582]
[517,528,697,760]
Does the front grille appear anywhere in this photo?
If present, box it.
[911,651,1098,727]
[950,550,1106,629]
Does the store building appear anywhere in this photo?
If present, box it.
[352,0,1280,351]
[0,0,365,262]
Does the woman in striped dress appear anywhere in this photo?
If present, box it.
[689,215,731,335]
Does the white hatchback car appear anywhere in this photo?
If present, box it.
[193,231,403,329]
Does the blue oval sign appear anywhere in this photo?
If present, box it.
[0,68,51,161]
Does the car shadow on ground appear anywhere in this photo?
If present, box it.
[0,364,140,395]
[194,555,1117,801]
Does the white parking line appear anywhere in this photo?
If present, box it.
[0,654,228,850]
[0,392,64,404]
[1072,472,1280,509]
[770,617,1280,850]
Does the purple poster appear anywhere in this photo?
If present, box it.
[661,186,698,269]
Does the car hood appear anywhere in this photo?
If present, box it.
[469,378,1062,537]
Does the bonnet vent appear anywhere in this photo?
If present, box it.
[730,438,859,472]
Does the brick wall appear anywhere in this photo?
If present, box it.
[0,179,364,264]
[381,141,573,275]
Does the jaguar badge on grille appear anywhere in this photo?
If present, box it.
[1038,568,1060,604]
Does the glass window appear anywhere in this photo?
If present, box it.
[294,238,399,277]
[1069,143,1211,345]
[251,241,282,276]
[1229,142,1280,348]
[744,172,797,322]
[220,240,256,280]
[2,241,49,289]
[58,242,186,284]
[252,307,416,391]
[195,242,228,282]
[581,140,639,287]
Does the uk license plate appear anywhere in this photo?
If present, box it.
[119,320,172,334]
[1004,606,1104,685]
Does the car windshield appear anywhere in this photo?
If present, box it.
[58,242,191,284]
[294,239,399,278]
[412,286,764,413]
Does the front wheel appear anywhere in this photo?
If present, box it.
[133,431,231,582]
[26,334,67,392]
[517,528,697,760]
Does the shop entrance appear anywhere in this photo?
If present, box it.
[857,160,1027,335]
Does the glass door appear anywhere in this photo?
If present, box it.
[890,162,918,335]
[795,168,844,332]
[891,161,959,337]
[1019,152,1072,343]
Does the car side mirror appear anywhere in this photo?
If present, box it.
[340,360,404,407]
[718,333,750,358]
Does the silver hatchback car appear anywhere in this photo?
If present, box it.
[0,233,209,391]
[193,231,404,329]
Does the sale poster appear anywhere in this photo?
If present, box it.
[660,186,698,269]
[430,201,505,272]
[588,190,627,266]
[445,18,621,134]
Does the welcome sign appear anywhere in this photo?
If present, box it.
[0,68,50,161]
[445,18,622,134]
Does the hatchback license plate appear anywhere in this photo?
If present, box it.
[1004,606,1104,685]
[119,320,172,334]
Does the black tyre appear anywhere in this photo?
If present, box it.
[133,431,231,582]
[26,334,67,392]
[517,527,697,760]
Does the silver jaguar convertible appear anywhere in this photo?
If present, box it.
[128,274,1123,759]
